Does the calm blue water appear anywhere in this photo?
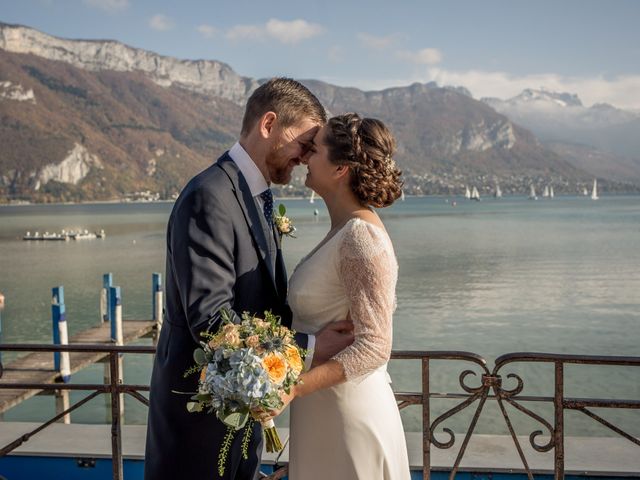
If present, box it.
[1,195,639,436]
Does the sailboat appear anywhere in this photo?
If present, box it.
[582,186,589,196]
[464,186,471,200]
[309,191,315,204]
[549,186,555,198]
[591,179,599,200]
[400,190,406,201]
[542,186,550,198]
[471,186,481,201]
[528,185,538,200]
[494,184,502,198]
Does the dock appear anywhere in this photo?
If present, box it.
[0,320,155,414]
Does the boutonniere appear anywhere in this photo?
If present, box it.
[273,204,296,238]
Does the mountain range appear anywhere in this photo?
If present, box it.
[0,22,637,203]
[483,89,640,182]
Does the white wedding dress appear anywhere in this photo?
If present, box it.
[287,218,411,480]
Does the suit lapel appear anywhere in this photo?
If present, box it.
[216,154,278,292]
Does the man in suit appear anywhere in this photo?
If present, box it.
[144,78,354,480]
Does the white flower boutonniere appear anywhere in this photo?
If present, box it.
[273,204,296,238]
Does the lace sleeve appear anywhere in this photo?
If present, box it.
[332,219,398,381]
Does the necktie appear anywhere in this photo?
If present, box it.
[260,189,274,226]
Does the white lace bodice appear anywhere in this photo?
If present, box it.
[289,218,398,381]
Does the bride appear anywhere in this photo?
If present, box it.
[267,113,411,479]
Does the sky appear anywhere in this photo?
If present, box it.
[2,0,640,109]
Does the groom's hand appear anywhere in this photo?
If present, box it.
[311,319,354,368]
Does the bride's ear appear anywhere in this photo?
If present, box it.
[334,164,350,180]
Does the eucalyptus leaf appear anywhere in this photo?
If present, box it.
[187,402,203,413]
[278,204,286,216]
[219,411,249,430]
[193,348,207,365]
[196,393,212,402]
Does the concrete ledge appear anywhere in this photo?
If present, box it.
[1,422,639,476]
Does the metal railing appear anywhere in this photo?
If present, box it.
[1,344,639,480]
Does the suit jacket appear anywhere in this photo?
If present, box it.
[144,153,301,480]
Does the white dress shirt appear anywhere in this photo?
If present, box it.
[227,142,315,368]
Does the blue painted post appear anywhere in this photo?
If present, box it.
[101,273,113,323]
[109,285,124,420]
[51,286,70,382]
[152,273,163,342]
[109,286,122,344]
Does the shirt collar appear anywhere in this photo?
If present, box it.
[228,142,269,197]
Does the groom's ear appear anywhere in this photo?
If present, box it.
[259,111,277,139]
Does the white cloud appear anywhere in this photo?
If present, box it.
[357,33,401,50]
[397,48,443,65]
[149,14,174,32]
[83,0,129,12]
[226,18,324,45]
[197,24,217,39]
[424,68,640,109]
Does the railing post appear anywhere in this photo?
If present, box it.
[422,357,430,480]
[152,273,163,344]
[52,286,71,424]
[110,351,123,480]
[101,273,113,323]
[554,361,565,480]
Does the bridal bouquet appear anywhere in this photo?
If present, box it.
[184,308,304,475]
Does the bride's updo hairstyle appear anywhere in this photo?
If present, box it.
[325,113,403,208]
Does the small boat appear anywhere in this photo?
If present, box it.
[471,186,480,201]
[494,184,502,198]
[72,229,98,240]
[591,179,599,200]
[23,231,68,241]
[464,186,471,199]
[542,186,550,198]
[528,185,538,200]
[309,191,315,204]
[400,190,405,201]
[582,186,589,196]
[549,186,555,198]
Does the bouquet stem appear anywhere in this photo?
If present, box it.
[262,419,283,453]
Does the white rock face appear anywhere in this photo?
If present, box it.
[450,120,516,154]
[0,23,258,105]
[37,143,103,188]
[0,80,36,103]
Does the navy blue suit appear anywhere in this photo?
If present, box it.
[144,153,302,479]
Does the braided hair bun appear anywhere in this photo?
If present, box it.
[325,113,403,208]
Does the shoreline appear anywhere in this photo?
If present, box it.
[2,192,640,208]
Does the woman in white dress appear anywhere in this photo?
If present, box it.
[267,113,411,479]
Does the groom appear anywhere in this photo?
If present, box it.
[144,78,354,480]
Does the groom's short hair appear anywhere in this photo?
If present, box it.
[241,78,326,135]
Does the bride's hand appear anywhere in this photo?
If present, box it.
[252,388,296,423]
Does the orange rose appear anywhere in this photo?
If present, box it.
[262,352,287,384]
[246,335,260,348]
[284,345,303,374]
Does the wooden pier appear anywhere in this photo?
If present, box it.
[0,320,155,414]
